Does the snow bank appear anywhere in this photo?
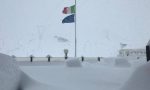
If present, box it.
[0,53,60,90]
[115,57,131,67]
[21,73,62,90]
[121,62,150,90]
[65,58,82,67]
[102,57,116,66]
[0,53,22,90]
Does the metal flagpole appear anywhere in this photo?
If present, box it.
[75,0,77,57]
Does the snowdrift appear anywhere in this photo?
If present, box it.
[121,62,150,90]
[0,53,60,90]
[0,53,22,90]
[65,58,82,67]
[115,57,131,67]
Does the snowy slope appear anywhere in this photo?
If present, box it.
[0,53,61,90]
[0,52,149,90]
[0,53,22,90]
[20,57,143,90]
[121,62,150,90]
[0,0,150,57]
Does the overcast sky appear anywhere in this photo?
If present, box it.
[0,0,150,57]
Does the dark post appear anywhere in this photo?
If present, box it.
[47,55,51,62]
[30,55,34,62]
[65,53,68,59]
[146,45,150,62]
[98,57,100,62]
[81,56,84,62]
[64,49,68,60]
[12,55,16,58]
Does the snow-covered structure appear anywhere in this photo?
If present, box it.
[115,57,131,67]
[118,49,146,57]
[66,58,82,67]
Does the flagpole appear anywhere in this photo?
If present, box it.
[75,0,77,57]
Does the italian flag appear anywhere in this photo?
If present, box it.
[63,5,75,14]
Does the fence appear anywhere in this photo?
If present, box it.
[14,56,102,62]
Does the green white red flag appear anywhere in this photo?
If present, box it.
[63,5,75,14]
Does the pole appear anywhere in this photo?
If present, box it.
[75,0,77,57]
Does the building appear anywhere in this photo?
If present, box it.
[118,49,146,57]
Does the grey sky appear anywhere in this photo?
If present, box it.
[0,0,150,57]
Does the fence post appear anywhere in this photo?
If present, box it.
[64,49,68,60]
[98,57,100,62]
[146,45,150,62]
[81,56,84,62]
[12,55,16,58]
[47,55,51,62]
[30,55,34,62]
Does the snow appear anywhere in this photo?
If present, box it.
[0,53,61,90]
[0,53,21,90]
[121,62,150,90]
[147,40,150,46]
[21,65,129,90]
[115,57,131,67]
[0,0,150,89]
[65,58,82,67]
[20,57,144,90]
[0,53,149,90]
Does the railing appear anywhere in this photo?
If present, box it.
[14,56,102,62]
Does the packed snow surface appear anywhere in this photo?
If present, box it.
[20,57,147,90]
[0,53,149,90]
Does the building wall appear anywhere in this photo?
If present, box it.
[118,49,146,57]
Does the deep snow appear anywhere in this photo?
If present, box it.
[0,53,61,90]
[0,53,22,90]
[0,53,149,90]
[121,61,150,90]
[65,58,82,67]
[20,57,147,90]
